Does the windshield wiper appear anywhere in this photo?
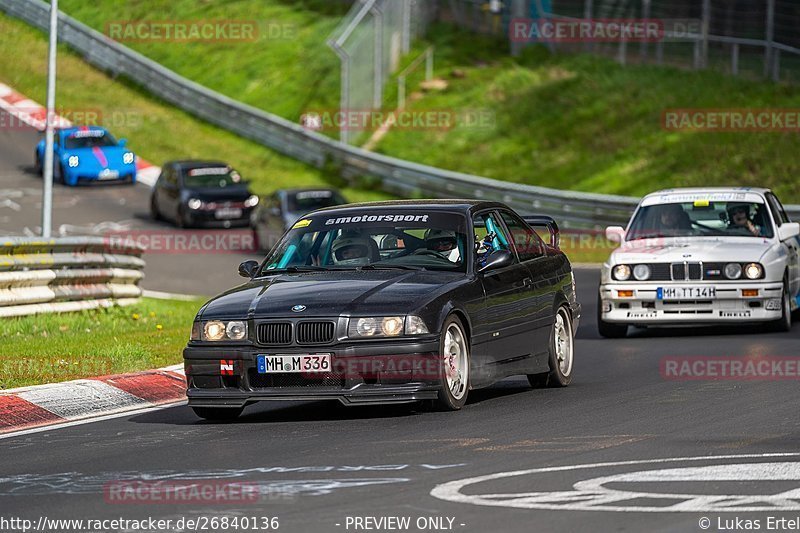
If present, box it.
[358,264,425,271]
[263,266,330,274]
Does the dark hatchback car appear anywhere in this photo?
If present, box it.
[150,161,260,228]
[184,200,580,420]
[251,188,347,250]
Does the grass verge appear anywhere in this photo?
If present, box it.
[0,298,202,389]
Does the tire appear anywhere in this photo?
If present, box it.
[150,195,162,221]
[435,315,470,411]
[597,294,628,338]
[34,153,42,176]
[192,407,243,421]
[177,206,191,229]
[529,304,575,388]
[768,279,792,333]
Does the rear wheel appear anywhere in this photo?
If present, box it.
[150,195,161,221]
[529,304,574,388]
[192,407,243,421]
[436,316,470,411]
[34,152,42,175]
[597,294,628,338]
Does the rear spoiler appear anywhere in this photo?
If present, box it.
[522,215,560,249]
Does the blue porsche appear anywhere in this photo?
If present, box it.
[35,126,137,186]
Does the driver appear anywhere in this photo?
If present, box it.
[727,203,762,236]
[657,204,690,231]
[331,236,372,266]
[424,229,460,262]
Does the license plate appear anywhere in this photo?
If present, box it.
[257,354,332,374]
[215,207,242,219]
[98,170,119,180]
[657,286,716,300]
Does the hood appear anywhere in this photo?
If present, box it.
[199,270,465,319]
[63,145,132,170]
[610,236,774,264]
[182,186,252,203]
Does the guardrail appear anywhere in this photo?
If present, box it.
[0,237,145,317]
[2,0,798,227]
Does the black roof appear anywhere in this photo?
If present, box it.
[314,199,506,214]
[165,160,231,170]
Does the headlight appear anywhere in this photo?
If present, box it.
[187,198,203,210]
[244,195,260,208]
[633,264,651,281]
[199,320,248,342]
[123,152,135,165]
[744,263,764,280]
[612,264,631,281]
[724,263,742,280]
[348,316,427,338]
[68,155,79,168]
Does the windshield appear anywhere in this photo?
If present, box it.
[287,190,346,213]
[261,211,469,273]
[64,131,117,149]
[627,201,774,240]
[183,166,244,188]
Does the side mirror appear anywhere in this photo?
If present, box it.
[238,260,260,278]
[778,222,800,241]
[605,226,626,244]
[118,138,127,147]
[478,249,514,274]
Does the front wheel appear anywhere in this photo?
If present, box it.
[768,280,792,333]
[436,316,470,411]
[192,407,243,421]
[529,304,574,388]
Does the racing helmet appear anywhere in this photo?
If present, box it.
[424,229,460,262]
[331,236,372,266]
[727,202,751,219]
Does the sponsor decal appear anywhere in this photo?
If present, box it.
[325,214,430,226]
[719,310,752,318]
[220,360,235,376]
[187,167,230,176]
[293,219,312,229]
[69,129,105,138]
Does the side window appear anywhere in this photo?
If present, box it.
[472,211,513,263]
[165,166,177,187]
[499,210,544,262]
[766,193,790,225]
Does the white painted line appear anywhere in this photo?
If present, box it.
[431,453,800,513]
[142,289,201,301]
[0,400,187,440]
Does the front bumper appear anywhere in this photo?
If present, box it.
[185,207,255,228]
[184,337,442,407]
[599,281,784,325]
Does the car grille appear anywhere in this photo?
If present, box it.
[257,322,292,345]
[671,262,703,281]
[296,321,336,345]
[648,263,672,281]
[248,369,345,389]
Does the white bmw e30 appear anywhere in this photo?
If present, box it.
[598,188,800,337]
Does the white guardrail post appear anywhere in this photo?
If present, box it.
[1,0,798,227]
[0,237,145,318]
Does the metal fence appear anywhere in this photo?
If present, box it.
[0,237,145,317]
[2,0,798,229]
[443,0,800,82]
[327,0,435,143]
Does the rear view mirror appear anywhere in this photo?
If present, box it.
[778,222,800,241]
[238,260,260,278]
[605,226,626,244]
[478,250,514,274]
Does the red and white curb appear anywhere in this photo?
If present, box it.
[0,364,186,435]
[0,82,162,187]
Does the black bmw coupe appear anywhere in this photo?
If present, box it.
[184,200,580,420]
